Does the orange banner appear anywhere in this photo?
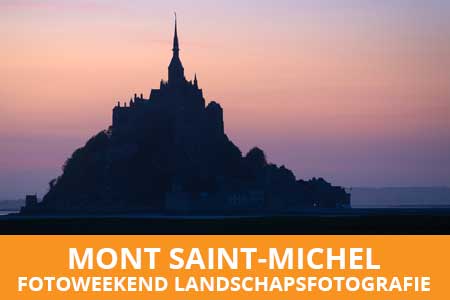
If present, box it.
[0,235,448,300]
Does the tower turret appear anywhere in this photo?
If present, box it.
[168,13,185,85]
[194,73,198,88]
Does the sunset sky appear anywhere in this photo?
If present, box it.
[1,0,449,199]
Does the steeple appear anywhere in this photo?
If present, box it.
[173,12,179,55]
[194,73,198,88]
[168,12,185,85]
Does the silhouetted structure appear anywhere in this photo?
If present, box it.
[25,195,38,207]
[21,16,350,214]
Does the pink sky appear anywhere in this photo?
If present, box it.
[1,0,449,198]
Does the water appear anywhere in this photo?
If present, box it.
[0,210,19,216]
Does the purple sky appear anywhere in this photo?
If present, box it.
[1,0,450,199]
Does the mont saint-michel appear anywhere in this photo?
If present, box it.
[21,17,350,215]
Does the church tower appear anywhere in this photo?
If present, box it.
[168,13,185,85]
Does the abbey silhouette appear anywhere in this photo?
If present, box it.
[22,17,350,214]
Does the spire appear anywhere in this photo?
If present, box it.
[173,12,179,55]
[194,73,198,88]
[168,12,185,84]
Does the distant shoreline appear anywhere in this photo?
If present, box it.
[2,186,450,211]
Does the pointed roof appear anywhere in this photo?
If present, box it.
[194,73,198,87]
[168,13,185,83]
[173,12,179,53]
